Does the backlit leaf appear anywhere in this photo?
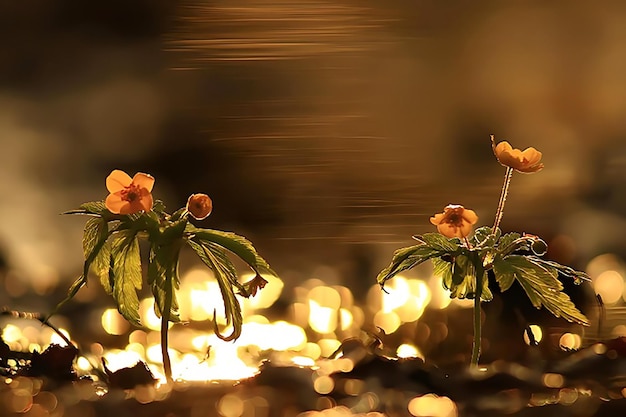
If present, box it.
[110,231,142,325]
[189,226,276,277]
[188,239,243,341]
[377,244,445,287]
[502,255,589,325]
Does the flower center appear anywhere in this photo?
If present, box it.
[121,184,141,202]
[446,212,462,226]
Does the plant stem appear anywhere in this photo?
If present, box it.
[492,167,514,231]
[470,265,484,367]
[161,271,173,384]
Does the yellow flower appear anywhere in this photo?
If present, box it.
[493,140,544,173]
[430,204,478,239]
[186,193,213,220]
[105,170,155,214]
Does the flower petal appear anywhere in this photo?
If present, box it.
[132,172,155,192]
[461,208,478,225]
[430,213,445,226]
[437,223,459,239]
[138,189,154,212]
[105,193,128,214]
[106,170,132,193]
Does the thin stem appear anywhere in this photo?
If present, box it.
[2,309,73,347]
[492,167,514,231]
[470,265,484,367]
[161,271,173,384]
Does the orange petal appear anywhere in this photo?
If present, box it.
[459,221,473,238]
[437,223,458,239]
[106,170,133,193]
[132,172,155,192]
[521,148,542,166]
[105,193,128,214]
[430,213,445,226]
[494,141,513,159]
[461,208,478,225]
[138,191,154,212]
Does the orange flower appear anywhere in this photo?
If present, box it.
[105,170,155,214]
[493,140,544,173]
[186,193,213,220]
[430,204,478,239]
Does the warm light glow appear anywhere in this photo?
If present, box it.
[101,308,130,335]
[308,300,337,334]
[103,349,144,373]
[49,328,71,347]
[542,373,564,388]
[313,375,334,394]
[241,273,284,310]
[428,276,452,309]
[593,270,624,305]
[139,298,165,331]
[408,394,457,417]
[339,308,354,330]
[559,333,582,350]
[218,394,245,417]
[373,311,401,334]
[523,325,543,345]
[397,343,424,359]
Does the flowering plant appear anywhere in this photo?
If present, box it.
[377,136,589,366]
[52,170,276,381]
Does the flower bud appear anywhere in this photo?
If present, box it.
[186,193,213,220]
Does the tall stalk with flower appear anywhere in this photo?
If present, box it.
[52,170,276,382]
[377,136,589,366]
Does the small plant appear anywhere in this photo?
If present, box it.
[377,136,590,366]
[51,170,276,382]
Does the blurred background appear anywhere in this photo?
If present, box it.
[1,0,626,375]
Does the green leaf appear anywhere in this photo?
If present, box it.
[497,232,521,253]
[449,255,477,299]
[187,239,243,341]
[492,256,516,292]
[502,255,589,325]
[472,226,501,248]
[110,231,142,325]
[83,217,113,293]
[148,243,181,322]
[432,257,454,290]
[377,244,446,287]
[418,233,460,252]
[529,257,591,283]
[189,226,276,277]
[64,201,109,216]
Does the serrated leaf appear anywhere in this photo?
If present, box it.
[497,232,521,253]
[447,255,480,299]
[529,257,591,283]
[83,217,112,292]
[472,226,501,248]
[432,257,454,290]
[110,231,142,325]
[189,227,276,277]
[377,244,445,286]
[148,243,181,322]
[503,255,589,325]
[418,233,460,252]
[63,201,110,216]
[187,239,243,341]
[481,273,493,302]
[492,256,516,292]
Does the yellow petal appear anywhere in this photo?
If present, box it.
[132,172,155,192]
[106,170,133,193]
